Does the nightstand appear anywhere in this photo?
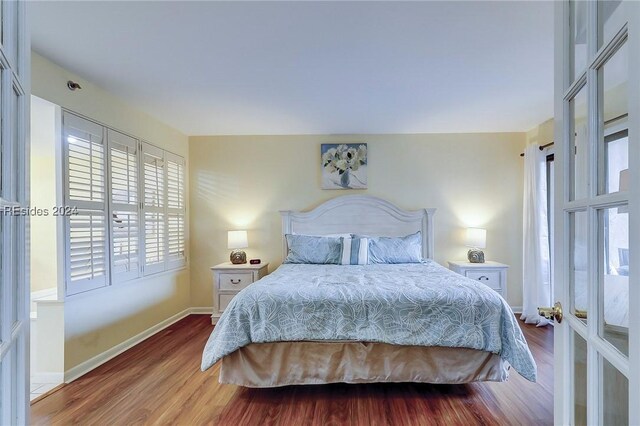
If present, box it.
[447,260,508,299]
[210,262,269,324]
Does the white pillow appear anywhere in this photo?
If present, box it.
[341,238,351,265]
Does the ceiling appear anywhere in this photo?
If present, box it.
[30,1,554,136]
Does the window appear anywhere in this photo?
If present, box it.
[63,112,186,296]
[64,113,109,294]
[142,143,165,275]
[109,129,140,282]
[166,153,186,269]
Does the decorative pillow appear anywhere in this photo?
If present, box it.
[341,237,369,265]
[284,234,343,264]
[365,231,423,264]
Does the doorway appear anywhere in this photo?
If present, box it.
[29,95,65,401]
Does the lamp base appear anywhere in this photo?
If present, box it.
[230,249,247,264]
[467,249,485,263]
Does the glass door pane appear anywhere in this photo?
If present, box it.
[571,0,588,79]
[599,42,628,195]
[10,216,17,326]
[598,206,629,356]
[0,69,2,194]
[574,331,588,426]
[0,1,17,72]
[571,210,588,321]
[598,0,625,48]
[571,86,588,200]
[10,344,17,423]
[602,356,628,425]
[0,216,2,345]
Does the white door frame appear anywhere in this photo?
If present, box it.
[554,1,639,424]
[0,0,30,423]
[629,3,640,421]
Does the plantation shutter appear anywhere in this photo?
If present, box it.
[166,152,186,269]
[142,142,166,275]
[63,112,109,295]
[108,130,141,281]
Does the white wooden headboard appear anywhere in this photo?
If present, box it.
[280,195,436,260]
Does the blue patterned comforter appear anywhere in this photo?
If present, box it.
[201,261,537,381]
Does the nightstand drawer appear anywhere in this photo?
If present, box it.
[219,272,253,290]
[448,261,507,300]
[211,262,269,324]
[466,270,500,289]
[218,294,236,313]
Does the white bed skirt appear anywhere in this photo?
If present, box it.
[219,341,510,387]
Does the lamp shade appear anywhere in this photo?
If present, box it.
[465,228,486,249]
[227,230,248,249]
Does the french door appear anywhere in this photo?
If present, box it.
[0,0,29,424]
[554,0,639,424]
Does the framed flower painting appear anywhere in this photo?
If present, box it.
[321,143,367,189]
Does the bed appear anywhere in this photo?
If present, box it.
[201,195,536,386]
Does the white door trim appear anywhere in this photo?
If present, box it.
[0,0,30,423]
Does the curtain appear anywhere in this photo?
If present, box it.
[521,144,552,326]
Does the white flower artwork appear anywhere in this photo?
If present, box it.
[321,143,367,189]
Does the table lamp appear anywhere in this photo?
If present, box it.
[228,230,248,264]
[465,227,486,263]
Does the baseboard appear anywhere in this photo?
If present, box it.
[64,307,194,383]
[190,307,213,315]
[510,306,523,314]
[31,372,64,384]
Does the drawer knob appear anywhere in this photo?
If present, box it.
[230,278,242,284]
[478,276,489,281]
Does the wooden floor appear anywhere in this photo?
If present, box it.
[32,315,553,425]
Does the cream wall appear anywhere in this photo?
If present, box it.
[30,96,59,293]
[527,118,554,147]
[528,82,628,146]
[189,133,526,308]
[31,52,191,372]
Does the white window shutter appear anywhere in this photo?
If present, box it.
[63,112,109,295]
[108,129,141,282]
[142,142,166,275]
[166,152,186,269]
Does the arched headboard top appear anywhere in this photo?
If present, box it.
[280,195,436,260]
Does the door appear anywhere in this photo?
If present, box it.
[0,0,29,423]
[553,0,639,424]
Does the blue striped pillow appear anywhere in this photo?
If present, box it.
[340,237,369,265]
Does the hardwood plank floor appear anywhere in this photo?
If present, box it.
[31,315,553,425]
